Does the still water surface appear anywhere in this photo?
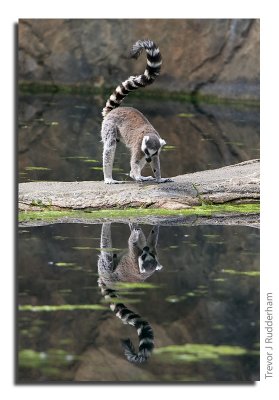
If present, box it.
[18,94,260,183]
[18,222,260,382]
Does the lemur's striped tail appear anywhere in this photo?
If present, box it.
[98,279,154,363]
[102,39,162,118]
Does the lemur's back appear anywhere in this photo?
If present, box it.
[99,252,157,288]
[101,106,158,146]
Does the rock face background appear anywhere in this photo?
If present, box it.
[18,19,260,100]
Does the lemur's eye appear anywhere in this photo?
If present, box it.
[152,151,158,157]
[144,149,150,156]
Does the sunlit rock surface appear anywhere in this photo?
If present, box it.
[19,159,260,211]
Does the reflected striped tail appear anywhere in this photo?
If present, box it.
[102,39,162,117]
[98,279,154,363]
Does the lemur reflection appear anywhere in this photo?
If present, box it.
[97,223,163,364]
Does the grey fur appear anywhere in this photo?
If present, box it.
[98,223,162,286]
[100,39,173,184]
[97,223,163,363]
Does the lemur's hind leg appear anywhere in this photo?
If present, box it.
[102,124,124,184]
[100,223,112,251]
[98,223,120,276]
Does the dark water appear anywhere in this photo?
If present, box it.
[18,93,260,382]
[18,94,260,183]
[18,222,260,382]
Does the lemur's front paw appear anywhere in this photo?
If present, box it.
[156,177,174,183]
[104,178,124,184]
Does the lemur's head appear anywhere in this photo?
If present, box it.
[138,246,163,274]
[141,135,166,163]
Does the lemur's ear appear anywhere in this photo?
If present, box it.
[156,263,163,271]
[141,135,150,151]
[159,138,166,147]
[144,135,150,143]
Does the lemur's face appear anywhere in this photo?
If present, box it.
[141,135,166,163]
[138,246,163,273]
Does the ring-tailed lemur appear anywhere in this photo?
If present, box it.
[97,223,163,363]
[101,39,173,184]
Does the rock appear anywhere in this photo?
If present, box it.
[18,19,259,100]
[74,348,154,382]
[18,159,260,211]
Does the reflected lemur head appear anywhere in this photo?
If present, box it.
[138,246,163,273]
[141,135,166,163]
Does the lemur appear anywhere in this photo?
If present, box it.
[97,223,163,363]
[101,39,173,184]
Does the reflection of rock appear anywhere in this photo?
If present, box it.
[74,347,154,381]
[19,159,260,211]
[74,318,175,382]
[19,19,259,100]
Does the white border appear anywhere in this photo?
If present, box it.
[2,0,278,398]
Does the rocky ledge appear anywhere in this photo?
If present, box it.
[19,159,260,211]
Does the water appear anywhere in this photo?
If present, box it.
[18,93,260,381]
[18,94,260,183]
[18,222,260,382]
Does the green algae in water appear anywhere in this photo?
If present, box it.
[82,159,99,163]
[177,113,195,118]
[212,324,225,330]
[62,156,88,160]
[93,247,122,251]
[154,343,259,363]
[222,269,260,277]
[166,295,182,303]
[72,246,94,250]
[162,145,176,152]
[203,234,220,238]
[112,167,124,172]
[46,121,59,126]
[25,166,51,171]
[53,236,70,241]
[55,262,76,268]
[115,282,161,290]
[18,304,106,312]
[18,348,75,374]
[18,203,260,223]
[213,278,226,282]
[224,141,245,147]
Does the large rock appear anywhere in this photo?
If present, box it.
[18,19,259,100]
[18,159,260,211]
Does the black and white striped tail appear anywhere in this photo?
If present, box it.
[102,39,162,117]
[98,279,154,363]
